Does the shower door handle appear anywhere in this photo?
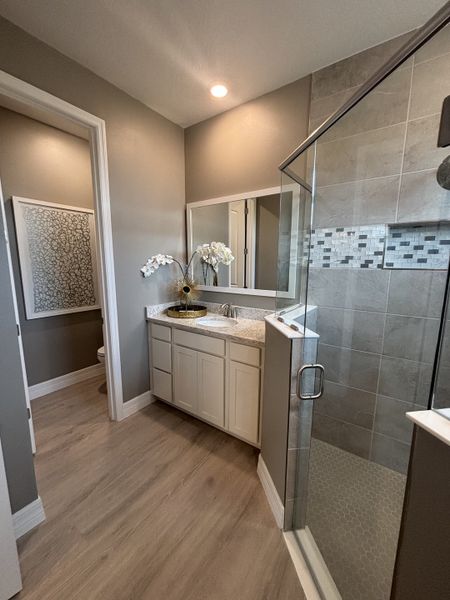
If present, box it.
[296,364,325,400]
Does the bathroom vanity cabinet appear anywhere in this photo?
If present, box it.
[148,322,263,446]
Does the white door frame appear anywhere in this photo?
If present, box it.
[0,69,124,421]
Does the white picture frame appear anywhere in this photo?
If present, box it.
[12,196,100,319]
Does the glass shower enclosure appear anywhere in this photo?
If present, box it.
[276,6,450,600]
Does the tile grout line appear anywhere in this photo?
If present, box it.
[315,305,440,320]
[310,55,414,104]
[394,53,415,223]
[414,47,450,68]
[315,402,414,447]
[370,268,392,460]
[312,109,441,135]
[318,120,406,148]
[316,165,438,190]
[322,377,427,409]
[319,338,436,364]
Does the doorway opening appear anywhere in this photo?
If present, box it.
[0,70,123,440]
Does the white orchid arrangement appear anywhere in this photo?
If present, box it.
[141,243,234,279]
[196,242,234,272]
[140,253,176,277]
[141,243,234,305]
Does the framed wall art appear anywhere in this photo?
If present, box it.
[13,196,100,319]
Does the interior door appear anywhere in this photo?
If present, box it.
[0,180,35,453]
[0,438,22,599]
[228,200,246,287]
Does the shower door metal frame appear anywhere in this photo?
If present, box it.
[428,255,450,414]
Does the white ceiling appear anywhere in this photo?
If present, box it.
[0,0,445,127]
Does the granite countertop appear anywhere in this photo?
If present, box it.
[146,307,266,348]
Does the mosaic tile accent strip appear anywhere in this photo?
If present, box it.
[307,225,386,269]
[384,223,450,269]
[307,223,450,270]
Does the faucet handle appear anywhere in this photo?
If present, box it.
[219,303,230,316]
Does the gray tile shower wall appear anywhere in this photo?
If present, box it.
[306,26,450,474]
[314,176,399,228]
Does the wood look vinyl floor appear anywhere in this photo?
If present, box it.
[17,376,305,600]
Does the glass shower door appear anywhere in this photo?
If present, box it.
[280,131,430,599]
[276,19,450,597]
[288,136,412,597]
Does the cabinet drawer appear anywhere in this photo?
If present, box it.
[152,368,172,402]
[151,323,171,342]
[151,338,172,372]
[173,328,225,356]
[230,342,260,367]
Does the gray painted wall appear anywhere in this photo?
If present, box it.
[184,75,311,309]
[0,107,103,385]
[0,16,185,512]
[185,76,311,203]
[0,204,37,513]
[0,16,186,404]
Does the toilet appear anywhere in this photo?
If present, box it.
[97,345,105,364]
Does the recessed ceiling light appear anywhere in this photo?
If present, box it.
[210,84,228,98]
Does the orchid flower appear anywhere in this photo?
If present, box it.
[141,243,234,280]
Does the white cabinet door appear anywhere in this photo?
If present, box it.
[173,346,198,413]
[228,361,260,444]
[197,351,224,427]
[0,439,22,600]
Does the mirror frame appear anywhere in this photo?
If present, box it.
[186,185,299,298]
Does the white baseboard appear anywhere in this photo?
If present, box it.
[283,531,322,600]
[121,390,155,419]
[257,454,284,529]
[12,496,46,539]
[29,363,105,400]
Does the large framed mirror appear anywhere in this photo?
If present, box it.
[186,186,299,298]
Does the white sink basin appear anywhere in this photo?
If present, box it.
[197,315,238,328]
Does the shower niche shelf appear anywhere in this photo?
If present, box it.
[383,221,450,270]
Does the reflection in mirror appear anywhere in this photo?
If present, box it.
[188,187,297,296]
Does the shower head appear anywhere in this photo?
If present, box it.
[437,96,450,191]
[437,156,450,191]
